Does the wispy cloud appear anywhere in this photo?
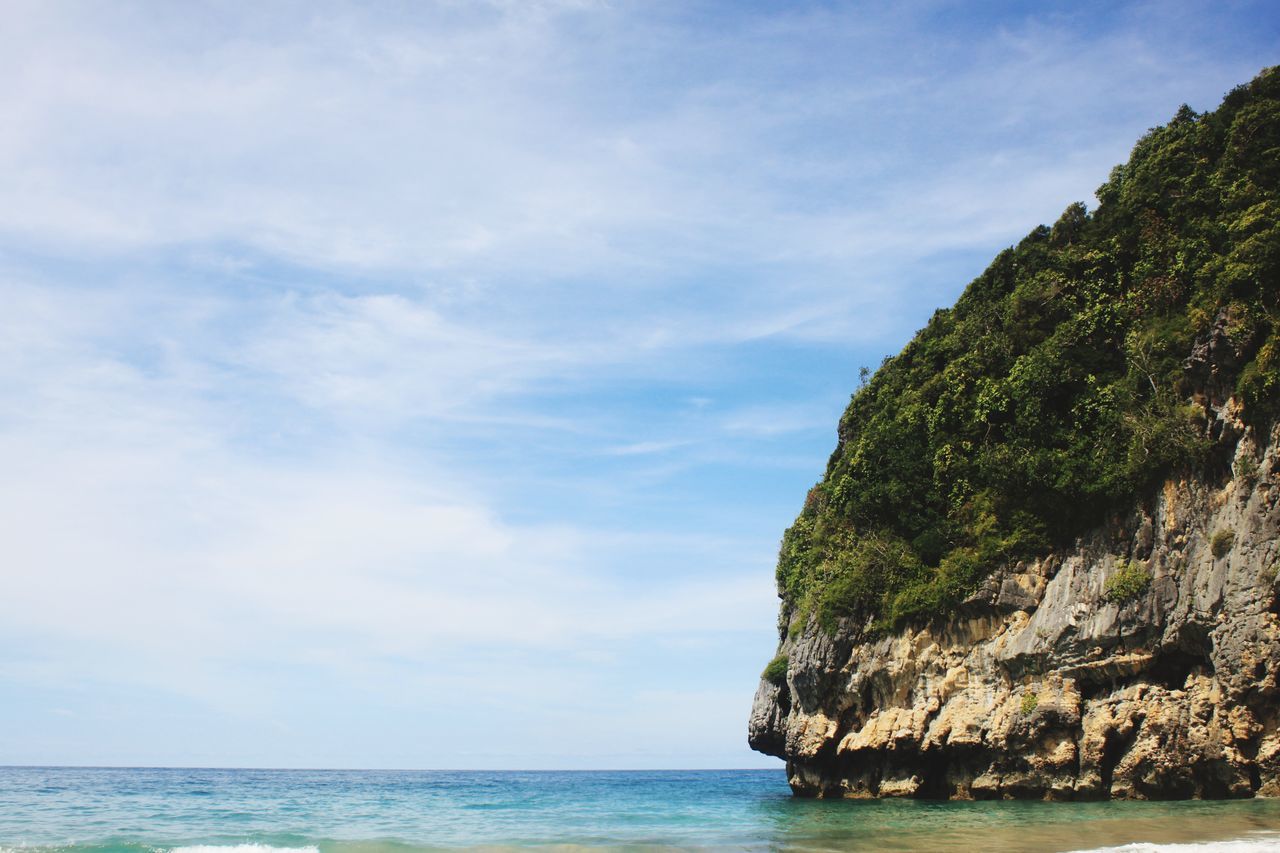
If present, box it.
[603,439,694,456]
[2,1,1266,337]
[720,403,833,438]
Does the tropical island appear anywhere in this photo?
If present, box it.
[750,66,1280,800]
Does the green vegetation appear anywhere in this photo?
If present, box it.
[1211,528,1235,558]
[777,68,1280,635]
[1236,453,1260,484]
[762,654,789,685]
[1020,692,1039,715]
[1104,560,1152,604]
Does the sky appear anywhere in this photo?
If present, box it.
[0,0,1276,770]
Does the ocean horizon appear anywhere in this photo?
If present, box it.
[4,766,1280,852]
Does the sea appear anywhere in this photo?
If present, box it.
[3,767,1280,852]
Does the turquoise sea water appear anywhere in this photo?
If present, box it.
[4,767,1280,852]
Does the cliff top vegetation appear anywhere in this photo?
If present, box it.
[777,67,1280,635]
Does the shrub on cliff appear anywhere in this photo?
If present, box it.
[762,654,789,686]
[1103,560,1152,604]
[1212,528,1235,558]
[777,67,1280,633]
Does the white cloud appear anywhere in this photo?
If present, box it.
[239,292,582,420]
[721,403,832,438]
[603,439,692,456]
[0,280,777,727]
[0,0,1263,345]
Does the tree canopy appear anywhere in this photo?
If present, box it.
[778,67,1280,634]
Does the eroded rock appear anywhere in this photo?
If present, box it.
[748,416,1280,800]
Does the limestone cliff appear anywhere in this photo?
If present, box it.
[750,362,1280,802]
[748,69,1280,800]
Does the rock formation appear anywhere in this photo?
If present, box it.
[748,68,1280,800]
[750,391,1280,800]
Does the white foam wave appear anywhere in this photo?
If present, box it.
[1069,834,1280,852]
[167,846,320,853]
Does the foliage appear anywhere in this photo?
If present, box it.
[1211,528,1235,558]
[762,654,789,685]
[1103,560,1152,604]
[1020,692,1039,715]
[776,67,1280,634]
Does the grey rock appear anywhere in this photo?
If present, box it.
[748,409,1280,800]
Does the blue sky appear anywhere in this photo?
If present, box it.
[0,0,1276,769]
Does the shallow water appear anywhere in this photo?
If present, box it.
[3,767,1280,851]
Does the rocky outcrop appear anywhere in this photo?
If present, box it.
[749,405,1280,800]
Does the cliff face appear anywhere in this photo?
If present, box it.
[748,68,1280,800]
[750,405,1280,800]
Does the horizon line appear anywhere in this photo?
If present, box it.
[1,764,784,773]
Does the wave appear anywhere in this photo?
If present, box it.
[1069,833,1280,852]
[169,847,320,853]
[0,847,324,853]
